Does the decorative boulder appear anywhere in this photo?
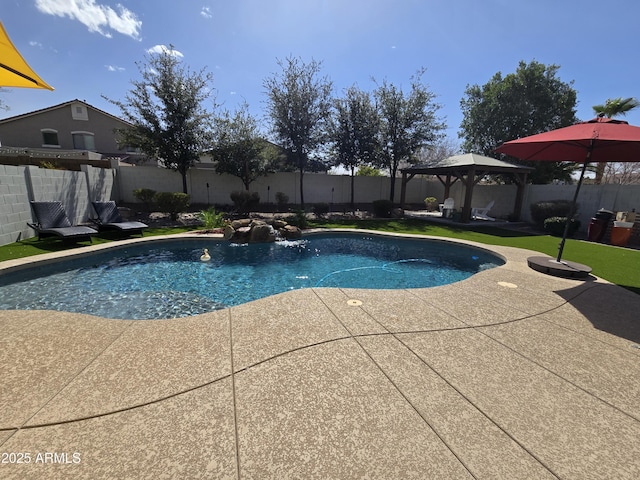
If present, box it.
[231,218,251,230]
[249,221,275,243]
[223,224,235,240]
[280,224,302,240]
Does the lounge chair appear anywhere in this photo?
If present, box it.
[91,201,148,236]
[471,200,496,221]
[440,197,455,218]
[28,201,97,241]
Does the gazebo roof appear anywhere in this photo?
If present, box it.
[402,153,533,175]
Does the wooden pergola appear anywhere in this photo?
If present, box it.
[399,153,533,223]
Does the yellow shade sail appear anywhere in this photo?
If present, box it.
[0,21,54,90]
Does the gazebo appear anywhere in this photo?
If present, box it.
[399,153,533,223]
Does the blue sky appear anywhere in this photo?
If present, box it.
[2,0,640,145]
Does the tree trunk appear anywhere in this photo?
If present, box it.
[594,161,606,184]
[299,168,305,207]
[181,171,188,194]
[389,166,397,202]
[350,166,355,209]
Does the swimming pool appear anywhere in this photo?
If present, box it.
[0,232,504,319]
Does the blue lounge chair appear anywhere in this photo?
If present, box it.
[91,201,148,236]
[28,201,97,241]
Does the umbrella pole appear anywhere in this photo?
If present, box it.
[556,160,589,262]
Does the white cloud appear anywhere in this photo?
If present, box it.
[29,41,43,48]
[35,0,142,39]
[146,44,184,58]
[105,64,125,72]
[200,6,212,19]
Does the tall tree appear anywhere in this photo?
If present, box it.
[373,69,445,202]
[329,85,379,208]
[211,103,275,191]
[592,97,640,183]
[105,46,214,193]
[460,60,578,184]
[263,56,333,206]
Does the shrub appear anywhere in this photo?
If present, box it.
[288,209,308,229]
[372,199,393,218]
[230,190,260,213]
[275,192,289,208]
[544,216,581,237]
[312,203,330,218]
[153,192,190,220]
[530,199,577,228]
[197,207,226,229]
[424,196,438,211]
[133,188,156,211]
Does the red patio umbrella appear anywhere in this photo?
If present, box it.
[496,116,640,277]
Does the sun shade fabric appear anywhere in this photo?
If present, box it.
[496,117,640,163]
[31,201,72,229]
[93,201,123,224]
[0,21,54,90]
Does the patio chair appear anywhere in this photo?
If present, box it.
[91,201,148,236]
[471,200,496,221]
[440,197,455,218]
[28,201,97,241]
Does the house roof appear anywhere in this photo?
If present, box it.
[402,153,533,175]
[0,99,131,126]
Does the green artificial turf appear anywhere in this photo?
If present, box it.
[1,219,638,294]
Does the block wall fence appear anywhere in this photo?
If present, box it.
[1,162,639,246]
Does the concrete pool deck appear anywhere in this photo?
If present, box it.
[1,232,639,479]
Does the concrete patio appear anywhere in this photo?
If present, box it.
[1,234,639,479]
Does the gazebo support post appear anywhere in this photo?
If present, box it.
[460,167,476,223]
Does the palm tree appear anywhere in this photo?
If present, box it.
[592,97,640,183]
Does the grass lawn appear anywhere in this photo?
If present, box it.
[1,219,638,295]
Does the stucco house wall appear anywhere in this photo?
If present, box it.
[0,99,133,155]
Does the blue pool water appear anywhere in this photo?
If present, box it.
[0,233,504,319]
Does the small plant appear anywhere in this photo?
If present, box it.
[197,207,226,229]
[312,203,330,218]
[153,192,190,220]
[372,199,393,218]
[544,216,581,237]
[133,188,157,211]
[275,191,289,209]
[424,196,438,211]
[289,209,308,229]
[230,190,260,213]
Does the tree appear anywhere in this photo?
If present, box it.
[356,165,383,176]
[263,56,333,206]
[414,138,460,164]
[105,46,214,193]
[211,103,274,190]
[373,69,445,201]
[329,85,379,208]
[592,97,640,183]
[601,160,640,184]
[460,60,578,184]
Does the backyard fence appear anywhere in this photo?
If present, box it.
[1,162,639,247]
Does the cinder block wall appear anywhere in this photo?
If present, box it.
[0,165,32,246]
